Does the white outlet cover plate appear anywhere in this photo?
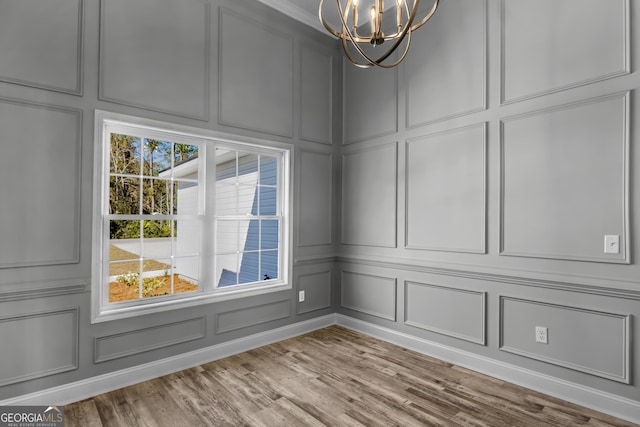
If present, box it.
[604,235,620,254]
[535,326,548,344]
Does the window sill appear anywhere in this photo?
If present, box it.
[91,282,291,324]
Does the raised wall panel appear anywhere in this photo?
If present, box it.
[0,0,83,95]
[341,143,397,247]
[219,8,294,137]
[405,0,486,127]
[406,124,486,253]
[216,299,290,334]
[300,47,333,144]
[298,151,333,246]
[100,0,210,120]
[95,317,206,363]
[343,65,397,144]
[405,282,486,345]
[0,99,81,268]
[501,0,629,103]
[341,271,396,321]
[297,270,332,315]
[0,309,78,386]
[501,94,628,263]
[500,297,630,383]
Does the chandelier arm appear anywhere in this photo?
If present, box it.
[318,0,342,38]
[370,29,413,68]
[410,0,439,32]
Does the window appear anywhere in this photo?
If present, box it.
[92,111,291,322]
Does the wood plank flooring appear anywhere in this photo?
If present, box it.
[65,326,638,426]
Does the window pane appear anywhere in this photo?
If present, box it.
[110,219,141,240]
[260,250,278,280]
[260,155,278,185]
[238,251,260,285]
[217,220,238,254]
[110,177,141,215]
[175,220,201,257]
[175,256,199,287]
[174,143,199,164]
[109,261,141,302]
[143,139,172,177]
[238,219,256,251]
[175,181,198,215]
[238,153,258,176]
[142,178,173,215]
[259,186,277,216]
[216,253,238,287]
[215,182,238,216]
[261,220,279,250]
[238,183,257,216]
[110,133,140,175]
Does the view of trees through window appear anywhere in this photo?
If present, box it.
[106,132,281,304]
[108,133,200,302]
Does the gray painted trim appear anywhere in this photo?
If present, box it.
[335,314,640,425]
[0,280,88,303]
[94,317,206,363]
[0,97,83,269]
[0,314,336,406]
[217,7,295,137]
[297,270,332,315]
[98,0,211,121]
[296,149,334,247]
[340,271,397,321]
[0,308,79,387]
[0,0,84,96]
[216,298,291,334]
[299,44,334,145]
[405,0,488,130]
[499,0,631,105]
[404,281,486,345]
[404,123,487,254]
[498,296,631,384]
[342,67,398,145]
[336,256,640,301]
[499,92,630,264]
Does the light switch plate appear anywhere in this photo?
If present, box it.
[604,235,620,254]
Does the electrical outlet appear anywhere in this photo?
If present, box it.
[298,290,305,303]
[604,235,620,254]
[535,326,548,344]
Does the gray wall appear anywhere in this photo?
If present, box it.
[338,0,640,402]
[0,0,339,400]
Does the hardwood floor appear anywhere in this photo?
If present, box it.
[65,326,638,426]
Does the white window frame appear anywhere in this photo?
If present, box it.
[92,110,292,323]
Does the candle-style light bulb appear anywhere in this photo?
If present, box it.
[370,5,376,35]
[353,0,359,30]
[396,0,403,29]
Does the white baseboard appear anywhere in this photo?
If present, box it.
[3,313,638,425]
[0,314,337,407]
[335,314,640,425]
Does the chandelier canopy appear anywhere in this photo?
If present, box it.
[319,0,439,68]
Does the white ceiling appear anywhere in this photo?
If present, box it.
[255,0,324,33]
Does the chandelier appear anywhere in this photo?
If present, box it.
[319,0,439,68]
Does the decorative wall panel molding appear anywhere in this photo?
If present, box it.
[300,47,333,144]
[405,281,486,345]
[501,93,629,263]
[337,255,640,301]
[341,271,396,321]
[0,98,82,268]
[100,0,210,120]
[297,270,332,315]
[343,65,397,144]
[298,151,333,246]
[0,0,83,95]
[501,0,629,103]
[405,0,486,127]
[405,124,486,253]
[216,299,290,334]
[219,8,294,137]
[341,143,397,247]
[0,279,88,303]
[0,308,78,386]
[499,297,630,383]
[94,317,206,363]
